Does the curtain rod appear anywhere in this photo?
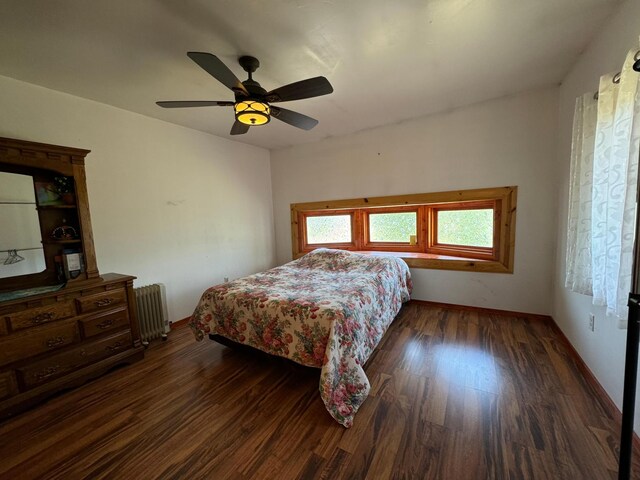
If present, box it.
[593,50,640,100]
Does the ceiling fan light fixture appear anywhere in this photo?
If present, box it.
[235,99,270,126]
[157,53,332,134]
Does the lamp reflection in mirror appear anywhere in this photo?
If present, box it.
[234,99,270,126]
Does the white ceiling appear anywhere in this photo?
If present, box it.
[0,0,619,150]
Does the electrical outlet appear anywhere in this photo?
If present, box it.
[224,277,229,283]
[589,313,595,332]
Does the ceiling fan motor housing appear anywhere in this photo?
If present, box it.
[239,80,267,97]
[239,55,260,74]
[235,57,270,126]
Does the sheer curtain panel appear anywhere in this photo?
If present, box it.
[566,93,598,295]
[567,44,640,324]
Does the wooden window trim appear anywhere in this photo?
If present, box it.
[290,186,517,273]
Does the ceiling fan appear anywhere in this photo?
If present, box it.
[157,52,334,135]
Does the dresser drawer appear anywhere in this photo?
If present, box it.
[5,301,76,332]
[0,320,79,367]
[79,307,130,338]
[76,289,126,314]
[0,371,18,400]
[17,330,133,389]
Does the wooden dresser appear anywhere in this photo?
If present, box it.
[0,274,144,417]
[0,137,145,418]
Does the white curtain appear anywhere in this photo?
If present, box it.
[566,46,640,323]
[566,93,598,295]
[591,72,622,310]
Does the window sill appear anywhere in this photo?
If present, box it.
[295,249,512,273]
[354,251,511,273]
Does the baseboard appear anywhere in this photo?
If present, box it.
[407,299,550,321]
[409,298,640,451]
[170,316,190,330]
[545,316,640,453]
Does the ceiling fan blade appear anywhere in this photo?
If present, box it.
[271,107,319,130]
[230,121,250,135]
[187,52,249,96]
[265,76,333,103]
[156,101,234,108]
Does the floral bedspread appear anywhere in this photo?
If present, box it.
[189,248,412,427]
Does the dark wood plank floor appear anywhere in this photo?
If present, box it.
[0,302,636,479]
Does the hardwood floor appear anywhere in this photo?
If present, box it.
[0,302,637,479]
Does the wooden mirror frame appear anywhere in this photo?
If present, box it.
[0,137,99,292]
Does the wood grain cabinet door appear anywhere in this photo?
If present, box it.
[0,320,79,367]
[79,307,130,338]
[76,289,126,314]
[17,330,133,389]
[5,301,76,332]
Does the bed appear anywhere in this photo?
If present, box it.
[189,248,412,427]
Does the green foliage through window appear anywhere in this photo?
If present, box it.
[437,209,493,247]
[369,212,417,243]
[306,215,351,244]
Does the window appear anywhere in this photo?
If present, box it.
[427,201,498,261]
[363,207,422,252]
[367,211,417,243]
[299,210,356,251]
[436,209,493,247]
[306,214,352,244]
[292,186,516,273]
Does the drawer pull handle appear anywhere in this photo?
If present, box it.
[106,341,123,352]
[35,365,60,380]
[97,319,114,329]
[46,336,66,348]
[95,299,113,307]
[32,312,53,324]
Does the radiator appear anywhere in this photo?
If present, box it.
[134,283,169,345]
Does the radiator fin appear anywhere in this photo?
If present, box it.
[134,283,169,344]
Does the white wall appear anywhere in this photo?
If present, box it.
[553,1,640,429]
[0,75,275,321]
[271,88,559,315]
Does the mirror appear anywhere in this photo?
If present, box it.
[0,172,46,279]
